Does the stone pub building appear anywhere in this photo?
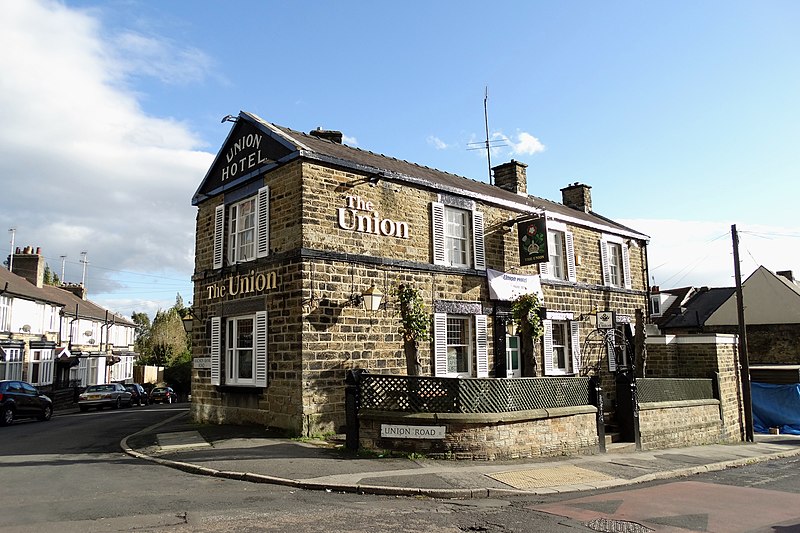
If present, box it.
[189,111,650,436]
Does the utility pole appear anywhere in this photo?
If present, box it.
[732,224,754,442]
[8,228,15,272]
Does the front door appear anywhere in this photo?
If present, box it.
[506,335,521,378]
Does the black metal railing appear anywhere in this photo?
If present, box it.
[636,378,715,403]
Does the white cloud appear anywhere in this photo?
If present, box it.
[511,131,546,156]
[343,135,359,146]
[618,218,800,289]
[0,0,213,318]
[427,135,449,150]
[112,31,213,85]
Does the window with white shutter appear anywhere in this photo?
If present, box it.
[543,319,578,375]
[433,313,448,376]
[254,310,268,387]
[600,235,631,289]
[430,202,485,270]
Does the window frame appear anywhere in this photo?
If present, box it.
[433,312,488,378]
[211,311,267,388]
[0,296,11,332]
[431,201,485,270]
[28,349,54,386]
[0,347,23,381]
[226,315,256,386]
[600,235,632,289]
[228,197,257,264]
[539,221,576,282]
[213,186,270,270]
[543,317,582,376]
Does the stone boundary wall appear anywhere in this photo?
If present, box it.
[645,334,743,444]
[358,406,599,460]
[638,399,723,450]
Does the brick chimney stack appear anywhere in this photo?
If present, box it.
[561,182,593,213]
[777,270,796,283]
[61,282,87,300]
[9,246,45,288]
[492,160,528,196]
[309,127,343,144]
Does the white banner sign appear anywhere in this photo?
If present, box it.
[487,268,544,301]
[381,424,446,439]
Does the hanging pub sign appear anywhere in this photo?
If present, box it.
[517,217,548,266]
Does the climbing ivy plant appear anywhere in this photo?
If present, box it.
[395,284,430,343]
[511,292,544,342]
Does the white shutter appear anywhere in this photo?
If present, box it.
[570,321,581,373]
[431,202,446,265]
[433,313,448,376]
[472,210,486,271]
[254,310,268,387]
[475,315,488,377]
[256,186,270,259]
[539,259,550,278]
[599,240,610,286]
[622,244,632,289]
[210,317,221,386]
[543,319,554,376]
[213,205,225,269]
[565,231,577,282]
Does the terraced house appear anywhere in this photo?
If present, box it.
[188,111,650,436]
[1,248,138,400]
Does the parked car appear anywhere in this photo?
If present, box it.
[124,383,147,406]
[149,386,178,404]
[0,380,53,426]
[78,383,133,411]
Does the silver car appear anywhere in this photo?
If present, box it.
[78,383,133,411]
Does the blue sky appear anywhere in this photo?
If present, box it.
[1,0,799,318]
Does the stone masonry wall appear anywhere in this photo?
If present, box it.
[638,401,723,450]
[358,408,600,460]
[706,323,800,365]
[645,335,743,443]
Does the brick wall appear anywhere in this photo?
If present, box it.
[706,323,800,365]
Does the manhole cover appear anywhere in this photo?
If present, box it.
[486,465,613,489]
[586,517,654,533]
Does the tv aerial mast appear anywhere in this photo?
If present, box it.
[467,87,507,185]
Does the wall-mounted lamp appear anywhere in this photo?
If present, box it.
[181,308,203,335]
[362,285,384,312]
[506,318,518,337]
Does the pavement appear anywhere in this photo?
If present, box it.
[121,410,800,499]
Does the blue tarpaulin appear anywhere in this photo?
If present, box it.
[752,382,800,435]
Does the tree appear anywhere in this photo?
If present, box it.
[395,284,430,376]
[42,264,60,286]
[132,312,152,363]
[148,307,188,367]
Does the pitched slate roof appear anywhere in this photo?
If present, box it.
[0,267,133,326]
[0,266,52,302]
[660,287,736,330]
[197,111,649,241]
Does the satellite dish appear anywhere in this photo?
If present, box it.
[88,338,96,345]
[84,330,93,337]
[21,324,31,333]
